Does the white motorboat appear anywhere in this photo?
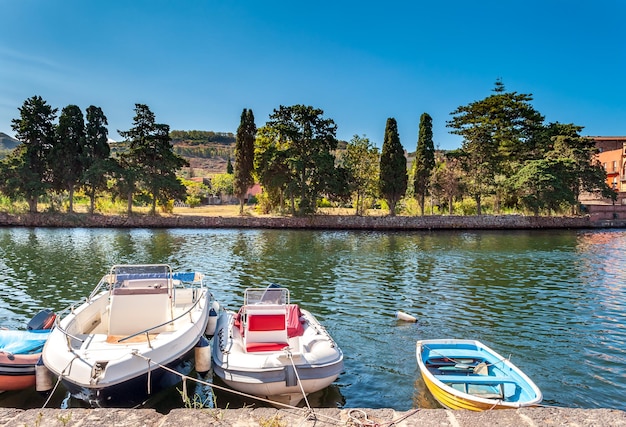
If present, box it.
[212,285,343,407]
[42,264,218,407]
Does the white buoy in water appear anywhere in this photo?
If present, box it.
[35,356,54,394]
[396,311,417,323]
[195,336,211,376]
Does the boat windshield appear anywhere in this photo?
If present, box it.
[244,287,289,305]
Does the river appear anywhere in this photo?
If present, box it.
[0,227,624,411]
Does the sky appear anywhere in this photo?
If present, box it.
[1,1,625,152]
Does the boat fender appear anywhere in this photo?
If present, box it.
[284,365,297,387]
[35,356,54,395]
[395,311,417,323]
[205,301,219,337]
[27,309,56,331]
[195,336,211,376]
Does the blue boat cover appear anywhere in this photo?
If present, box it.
[0,330,51,355]
[114,272,198,282]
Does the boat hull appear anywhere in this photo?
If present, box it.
[416,339,542,411]
[59,351,193,407]
[0,352,41,391]
[0,320,54,392]
[212,305,343,406]
[42,266,214,407]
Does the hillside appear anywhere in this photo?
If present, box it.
[0,132,19,151]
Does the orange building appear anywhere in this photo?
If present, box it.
[593,136,626,192]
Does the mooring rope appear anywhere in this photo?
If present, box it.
[41,354,79,409]
[130,352,348,425]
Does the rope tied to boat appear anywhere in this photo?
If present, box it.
[41,354,79,409]
[284,348,315,421]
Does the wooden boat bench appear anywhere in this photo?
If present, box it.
[436,375,517,385]
[438,375,513,400]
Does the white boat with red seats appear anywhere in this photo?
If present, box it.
[42,264,219,407]
[212,285,343,407]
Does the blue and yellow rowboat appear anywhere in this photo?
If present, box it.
[416,339,542,411]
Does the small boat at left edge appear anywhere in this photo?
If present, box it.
[41,264,219,407]
[0,309,56,391]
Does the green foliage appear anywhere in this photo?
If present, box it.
[340,134,380,215]
[6,95,58,212]
[209,173,234,197]
[447,80,544,214]
[234,108,256,213]
[118,104,189,215]
[82,105,111,213]
[50,104,86,213]
[379,117,407,216]
[263,105,338,215]
[412,113,435,215]
[170,130,235,145]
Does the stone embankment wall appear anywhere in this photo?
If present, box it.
[0,212,617,230]
[3,407,626,427]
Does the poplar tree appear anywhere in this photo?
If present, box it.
[379,118,407,216]
[412,113,435,215]
[233,108,256,215]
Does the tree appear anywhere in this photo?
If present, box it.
[341,134,380,215]
[209,173,234,199]
[50,105,86,213]
[82,106,111,214]
[253,125,293,214]
[379,118,407,216]
[412,113,435,215]
[7,96,57,212]
[508,158,576,215]
[233,108,257,215]
[265,105,338,215]
[431,151,464,214]
[543,122,616,210]
[118,104,189,215]
[447,80,544,214]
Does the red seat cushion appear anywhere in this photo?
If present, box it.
[247,314,285,331]
[245,342,288,352]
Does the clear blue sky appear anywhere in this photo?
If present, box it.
[1,0,624,151]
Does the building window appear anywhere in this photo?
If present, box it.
[613,161,618,171]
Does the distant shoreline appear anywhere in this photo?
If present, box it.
[0,212,623,230]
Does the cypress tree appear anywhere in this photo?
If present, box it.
[379,118,407,216]
[233,108,257,215]
[412,112,435,215]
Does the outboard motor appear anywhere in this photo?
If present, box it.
[27,309,56,331]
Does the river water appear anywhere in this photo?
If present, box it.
[0,227,624,411]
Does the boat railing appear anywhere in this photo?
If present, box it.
[53,284,211,351]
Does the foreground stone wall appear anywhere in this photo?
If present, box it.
[0,212,607,230]
[2,407,625,427]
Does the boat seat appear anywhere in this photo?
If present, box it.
[108,287,170,336]
[243,304,288,352]
[436,374,516,384]
[122,278,169,289]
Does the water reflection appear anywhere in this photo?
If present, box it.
[0,228,624,411]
